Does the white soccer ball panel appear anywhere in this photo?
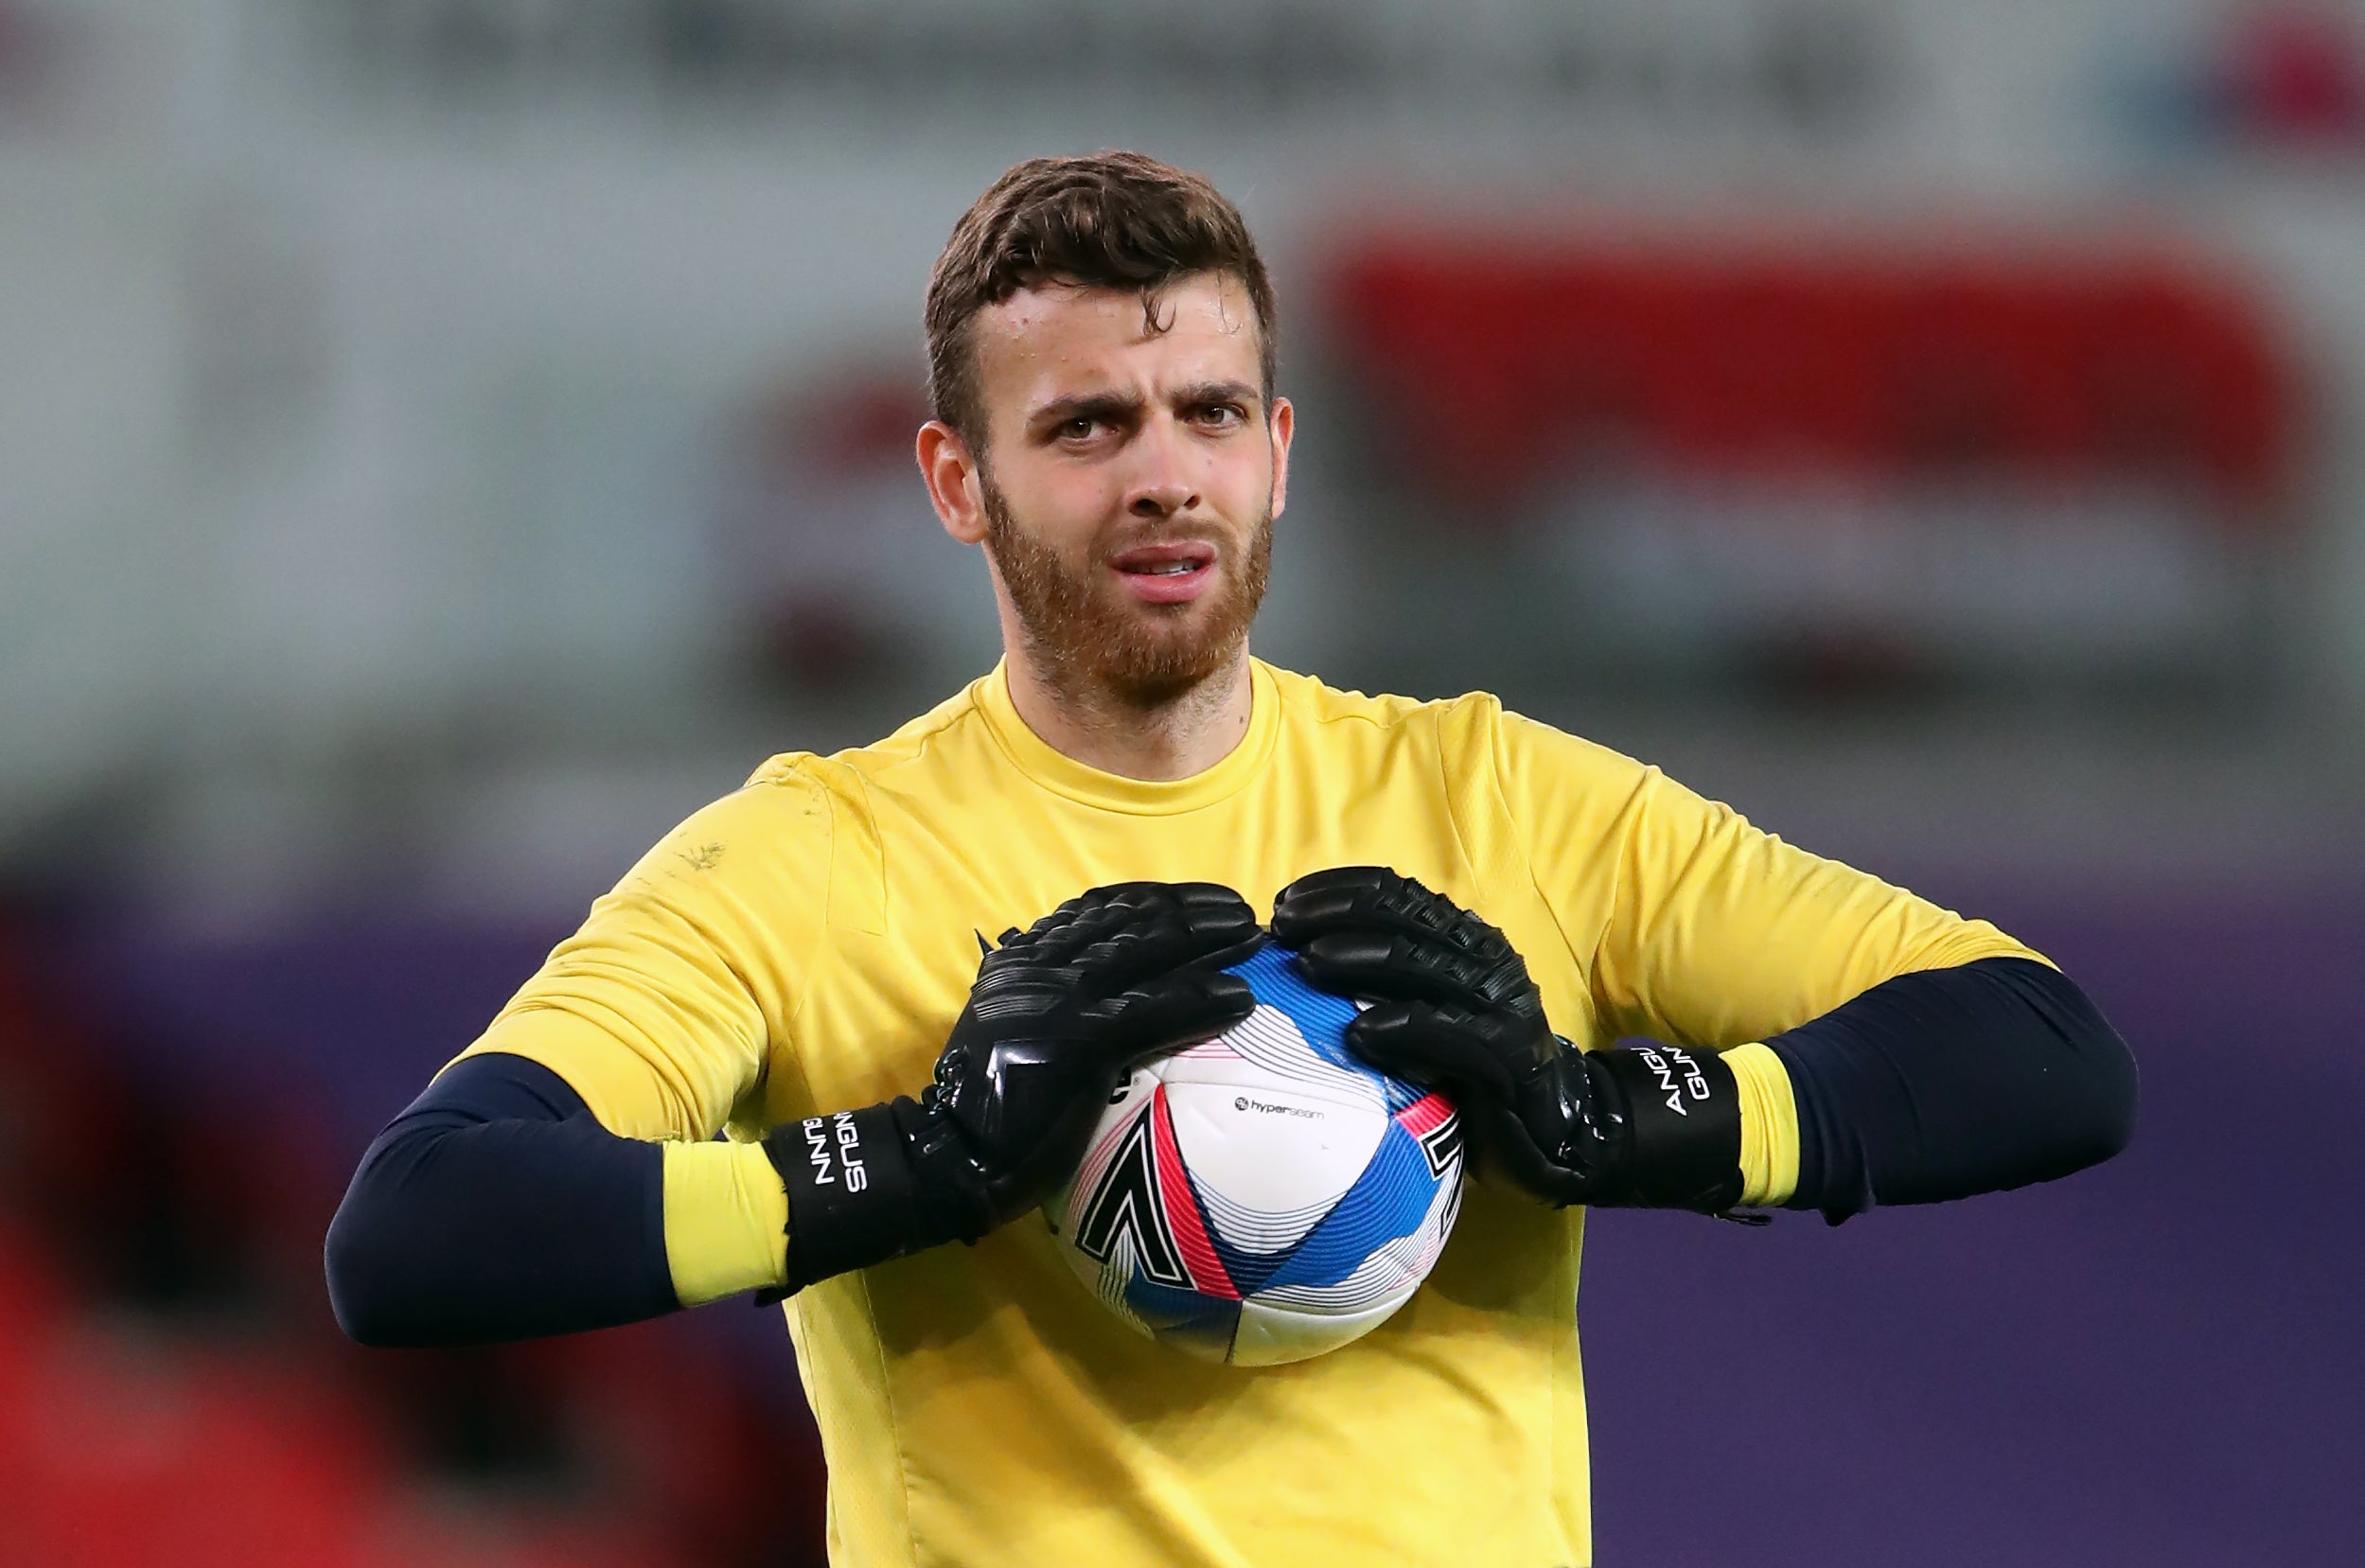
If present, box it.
[1229,1288,1421,1368]
[1178,1001,1387,1116]
[1159,1077,1385,1223]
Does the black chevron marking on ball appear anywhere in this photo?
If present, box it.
[1418,1115,1464,1179]
[1072,1112,1189,1288]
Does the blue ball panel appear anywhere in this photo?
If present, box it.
[1227,943,1425,1114]
[1259,1119,1443,1294]
[1228,945,1356,1067]
[1121,1275,1243,1361]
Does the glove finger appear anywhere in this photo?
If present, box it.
[1273,866,1490,954]
[1022,908,1128,976]
[1024,880,1184,960]
[1055,880,1242,923]
[1290,930,1506,1009]
[1274,890,1454,950]
[1169,882,1262,951]
[1346,1000,1521,1107]
[1065,884,1258,992]
[1027,885,1139,962]
[1161,882,1261,963]
[1463,1103,1593,1208]
[1269,865,1402,942]
[1272,863,1396,908]
[1095,969,1258,1069]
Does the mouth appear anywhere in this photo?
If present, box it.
[1108,540,1219,605]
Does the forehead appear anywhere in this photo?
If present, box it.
[969,273,1262,416]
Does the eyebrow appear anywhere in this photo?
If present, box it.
[1027,389,1145,432]
[1025,380,1264,434]
[1157,380,1263,419]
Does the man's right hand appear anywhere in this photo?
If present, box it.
[766,881,1258,1292]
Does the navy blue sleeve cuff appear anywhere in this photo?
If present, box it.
[1769,957,2137,1224]
[324,1052,678,1348]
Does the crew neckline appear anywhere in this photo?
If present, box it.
[973,658,1281,816]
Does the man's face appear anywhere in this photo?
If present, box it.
[925,272,1292,705]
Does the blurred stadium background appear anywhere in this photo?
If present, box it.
[3,2,2360,1563]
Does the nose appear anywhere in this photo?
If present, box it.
[1128,482,1199,520]
[1124,419,1202,520]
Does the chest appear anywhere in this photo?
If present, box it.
[760,762,1599,1123]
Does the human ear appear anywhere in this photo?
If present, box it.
[1266,396,1295,520]
[917,421,988,545]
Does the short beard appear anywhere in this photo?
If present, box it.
[980,476,1272,712]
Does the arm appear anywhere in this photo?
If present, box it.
[325,1052,781,1347]
[326,873,1260,1348]
[1567,732,2133,1217]
[1518,711,2134,1215]
[1768,954,2134,1222]
[1274,871,2134,1223]
[326,779,821,1348]
[324,748,1258,1345]
[1273,708,2135,1219]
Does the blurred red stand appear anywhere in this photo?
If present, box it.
[1332,235,2294,523]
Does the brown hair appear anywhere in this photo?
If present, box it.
[925,150,1279,452]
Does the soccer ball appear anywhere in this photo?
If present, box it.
[1043,940,1464,1366]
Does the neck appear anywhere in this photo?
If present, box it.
[1001,643,1256,782]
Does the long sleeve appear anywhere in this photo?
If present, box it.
[327,768,839,1347]
[325,1052,679,1347]
[1488,706,2133,1214]
[325,1051,796,1347]
[1770,955,2137,1222]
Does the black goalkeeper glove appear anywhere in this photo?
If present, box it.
[763,881,1259,1293]
[1271,866,1748,1215]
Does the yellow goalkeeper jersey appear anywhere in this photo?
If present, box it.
[460,659,2038,1568]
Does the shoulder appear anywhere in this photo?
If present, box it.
[750,678,985,782]
[1261,664,1640,783]
[1278,671,1663,837]
[1489,707,1653,794]
[1259,661,1501,742]
[610,695,989,907]
[612,767,836,911]
[741,677,995,816]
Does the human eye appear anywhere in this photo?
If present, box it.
[1192,401,1246,430]
[1046,410,1119,447]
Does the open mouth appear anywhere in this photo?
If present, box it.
[1110,541,1219,603]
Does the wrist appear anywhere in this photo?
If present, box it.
[1579,1042,1746,1212]
[1721,1041,1801,1207]
[891,1093,999,1243]
[661,1139,792,1307]
[763,1102,948,1291]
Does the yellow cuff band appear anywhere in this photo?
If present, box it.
[1724,1042,1802,1207]
[662,1139,791,1307]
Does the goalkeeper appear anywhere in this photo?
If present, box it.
[327,151,2134,1568]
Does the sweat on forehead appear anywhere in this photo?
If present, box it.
[977,273,1260,359]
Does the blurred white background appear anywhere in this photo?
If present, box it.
[9,0,2363,917]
